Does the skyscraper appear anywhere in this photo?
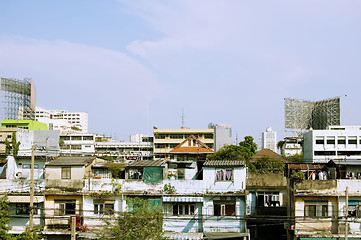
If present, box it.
[261,127,277,152]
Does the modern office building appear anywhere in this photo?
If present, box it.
[303,125,361,164]
[261,127,277,152]
[35,107,88,133]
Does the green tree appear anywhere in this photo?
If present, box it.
[99,198,167,240]
[0,196,14,240]
[11,132,21,157]
[239,136,257,155]
[285,153,303,163]
[249,155,285,174]
[208,145,251,160]
[16,226,44,240]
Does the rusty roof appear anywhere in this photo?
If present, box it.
[46,156,97,166]
[251,149,287,162]
[128,159,166,167]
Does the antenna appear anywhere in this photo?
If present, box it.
[181,108,185,127]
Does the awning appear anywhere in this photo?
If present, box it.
[164,232,203,240]
[204,232,250,239]
[163,196,203,202]
[7,196,44,203]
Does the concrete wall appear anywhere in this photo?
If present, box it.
[46,166,85,180]
[203,166,246,192]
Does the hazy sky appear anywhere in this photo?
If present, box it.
[1,0,360,145]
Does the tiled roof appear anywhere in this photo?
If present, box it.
[170,134,214,154]
[204,160,245,167]
[170,146,214,154]
[46,156,97,166]
[251,149,287,162]
[128,159,166,167]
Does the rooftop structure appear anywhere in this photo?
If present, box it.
[0,77,36,120]
[284,97,340,132]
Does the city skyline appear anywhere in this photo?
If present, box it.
[0,0,360,142]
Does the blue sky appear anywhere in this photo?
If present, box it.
[1,0,360,144]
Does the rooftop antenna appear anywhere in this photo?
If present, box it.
[181,108,185,127]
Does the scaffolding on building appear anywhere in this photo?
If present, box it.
[284,97,340,134]
[0,77,35,120]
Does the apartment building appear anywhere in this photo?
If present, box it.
[35,107,88,133]
[153,127,214,159]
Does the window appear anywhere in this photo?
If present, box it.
[257,192,281,207]
[54,199,76,216]
[216,169,233,181]
[177,168,185,180]
[170,134,183,139]
[60,145,70,150]
[71,145,81,150]
[304,201,328,218]
[155,134,166,139]
[315,137,324,144]
[214,201,236,216]
[16,203,33,215]
[61,167,71,179]
[71,136,82,141]
[94,200,115,215]
[83,136,94,141]
[338,137,346,145]
[204,134,214,139]
[348,137,357,145]
[172,203,195,216]
[60,136,70,141]
[155,143,166,149]
[326,137,335,144]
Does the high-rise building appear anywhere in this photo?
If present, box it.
[0,77,36,120]
[261,127,277,152]
[208,123,232,151]
[35,107,88,133]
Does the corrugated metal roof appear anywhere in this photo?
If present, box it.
[46,156,97,166]
[128,159,166,167]
[204,160,245,167]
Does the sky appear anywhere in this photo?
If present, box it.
[0,0,360,145]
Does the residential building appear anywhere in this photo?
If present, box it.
[60,133,95,156]
[35,107,88,133]
[153,127,214,159]
[261,127,277,152]
[304,125,361,164]
[280,137,303,157]
[246,174,288,240]
[95,134,153,160]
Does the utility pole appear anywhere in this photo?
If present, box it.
[71,216,76,240]
[29,145,35,239]
[345,186,348,240]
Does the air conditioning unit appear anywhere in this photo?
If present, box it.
[16,172,29,179]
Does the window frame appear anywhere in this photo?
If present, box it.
[172,203,195,216]
[213,201,236,216]
[304,201,328,218]
[215,169,233,181]
[61,167,71,179]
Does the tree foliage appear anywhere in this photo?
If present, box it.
[239,136,257,155]
[290,171,305,183]
[0,196,14,240]
[108,163,124,179]
[209,136,257,161]
[4,133,20,157]
[100,198,167,240]
[248,156,285,174]
[285,153,304,163]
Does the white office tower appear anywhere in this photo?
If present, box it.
[261,127,277,152]
[35,107,88,134]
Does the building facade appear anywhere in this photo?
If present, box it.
[35,107,88,133]
[303,125,361,164]
[261,127,277,152]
